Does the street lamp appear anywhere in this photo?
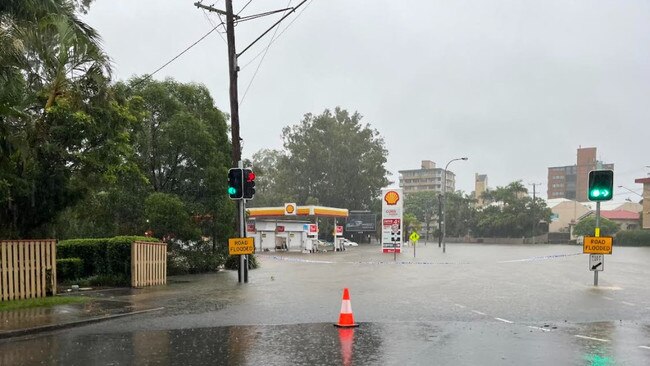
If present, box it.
[442,157,468,253]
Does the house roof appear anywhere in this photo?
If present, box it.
[635,177,650,184]
[600,210,640,220]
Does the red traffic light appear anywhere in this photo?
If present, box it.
[246,171,256,182]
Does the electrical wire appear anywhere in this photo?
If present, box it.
[239,0,297,105]
[237,0,253,16]
[240,0,313,71]
[202,9,228,44]
[132,22,224,88]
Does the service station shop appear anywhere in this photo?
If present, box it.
[246,205,349,253]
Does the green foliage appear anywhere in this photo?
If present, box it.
[249,107,389,210]
[473,181,552,238]
[574,216,620,237]
[167,240,225,275]
[57,236,158,285]
[56,258,84,282]
[145,192,199,241]
[615,230,650,246]
[57,238,104,277]
[224,254,259,270]
[0,296,89,312]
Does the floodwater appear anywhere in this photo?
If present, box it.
[1,243,649,365]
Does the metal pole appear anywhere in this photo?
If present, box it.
[594,201,600,286]
[438,194,442,247]
[443,168,447,253]
[238,161,246,283]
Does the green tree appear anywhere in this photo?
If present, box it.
[247,149,294,207]
[473,181,551,238]
[145,192,200,241]
[0,0,126,238]
[574,216,620,237]
[445,192,478,237]
[404,191,440,241]
[276,107,389,209]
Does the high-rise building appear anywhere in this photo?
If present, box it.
[399,160,456,194]
[547,147,614,202]
[475,173,488,206]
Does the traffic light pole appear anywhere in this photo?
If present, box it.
[594,201,600,286]
[237,161,249,283]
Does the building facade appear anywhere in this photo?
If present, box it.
[547,147,614,201]
[474,173,488,206]
[399,160,456,194]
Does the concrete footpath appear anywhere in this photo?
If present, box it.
[0,288,166,339]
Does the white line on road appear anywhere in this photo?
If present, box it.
[639,346,650,350]
[454,304,466,308]
[575,335,609,342]
[603,296,614,300]
[621,301,636,306]
[494,317,514,324]
[527,326,550,332]
[471,310,486,315]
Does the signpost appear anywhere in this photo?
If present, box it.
[409,231,420,258]
[589,254,604,272]
[381,188,403,254]
[583,236,613,255]
[228,237,255,255]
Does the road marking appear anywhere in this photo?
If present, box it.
[527,326,550,332]
[494,317,514,324]
[603,296,614,300]
[454,304,466,309]
[471,310,486,315]
[621,301,636,306]
[639,346,650,350]
[575,335,609,342]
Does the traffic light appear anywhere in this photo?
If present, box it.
[243,168,256,199]
[588,170,614,201]
[227,168,243,199]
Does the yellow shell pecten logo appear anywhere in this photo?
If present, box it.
[384,191,400,205]
[286,204,295,214]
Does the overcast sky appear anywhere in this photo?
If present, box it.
[84,0,650,200]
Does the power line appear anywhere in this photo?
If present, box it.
[202,9,228,44]
[240,0,313,70]
[240,0,294,104]
[132,22,225,88]
[237,0,253,15]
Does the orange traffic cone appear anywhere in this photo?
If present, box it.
[334,288,359,328]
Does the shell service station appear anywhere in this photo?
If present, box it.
[246,205,349,253]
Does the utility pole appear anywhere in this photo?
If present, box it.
[195,1,246,282]
[195,1,310,283]
[529,182,541,244]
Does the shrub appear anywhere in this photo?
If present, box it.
[167,240,225,275]
[616,230,650,246]
[57,258,84,282]
[224,254,259,270]
[57,236,159,285]
[57,239,104,277]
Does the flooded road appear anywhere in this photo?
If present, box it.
[1,243,650,365]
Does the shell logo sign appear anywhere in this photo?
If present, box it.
[284,203,297,216]
[384,191,400,205]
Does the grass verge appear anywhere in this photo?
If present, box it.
[0,296,90,312]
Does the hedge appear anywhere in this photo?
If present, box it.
[57,258,84,282]
[57,236,159,284]
[616,230,650,246]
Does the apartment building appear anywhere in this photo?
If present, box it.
[547,147,614,201]
[398,160,456,194]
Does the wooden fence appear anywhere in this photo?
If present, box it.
[131,241,167,288]
[0,240,57,301]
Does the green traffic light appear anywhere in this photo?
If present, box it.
[228,186,237,195]
[591,189,600,197]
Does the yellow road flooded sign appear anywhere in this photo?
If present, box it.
[583,236,613,255]
[409,232,420,242]
[229,237,255,255]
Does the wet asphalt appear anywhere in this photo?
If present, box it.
[1,243,650,365]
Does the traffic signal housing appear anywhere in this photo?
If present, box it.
[243,168,256,199]
[588,170,614,201]
[227,168,243,200]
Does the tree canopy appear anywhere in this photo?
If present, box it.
[249,107,390,210]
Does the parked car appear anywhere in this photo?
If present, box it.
[341,238,358,247]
